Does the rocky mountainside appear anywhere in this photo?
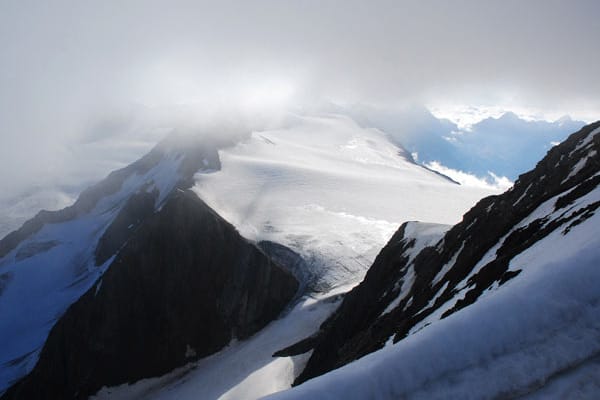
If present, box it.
[2,116,597,399]
[2,191,298,399]
[288,120,600,386]
[0,131,299,398]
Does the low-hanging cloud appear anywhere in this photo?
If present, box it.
[425,161,514,191]
[1,0,599,197]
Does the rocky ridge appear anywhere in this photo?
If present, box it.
[292,121,600,384]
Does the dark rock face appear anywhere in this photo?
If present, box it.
[294,121,600,385]
[259,240,319,295]
[94,190,158,265]
[2,190,298,400]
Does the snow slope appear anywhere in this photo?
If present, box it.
[265,185,600,400]
[194,114,497,288]
[90,286,348,400]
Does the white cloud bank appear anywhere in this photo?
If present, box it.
[425,161,513,191]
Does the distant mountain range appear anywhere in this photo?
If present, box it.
[334,104,586,183]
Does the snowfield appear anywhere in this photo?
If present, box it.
[264,188,600,400]
[194,114,497,288]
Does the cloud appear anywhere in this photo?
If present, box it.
[425,161,513,191]
[0,0,598,195]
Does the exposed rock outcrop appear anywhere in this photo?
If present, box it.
[94,190,158,265]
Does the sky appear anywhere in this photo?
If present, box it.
[1,0,599,196]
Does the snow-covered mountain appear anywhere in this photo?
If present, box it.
[337,104,586,183]
[2,189,298,400]
[193,114,495,289]
[0,131,296,397]
[267,121,600,399]
[62,119,600,400]
[0,114,499,398]
[3,113,596,399]
[0,107,581,238]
